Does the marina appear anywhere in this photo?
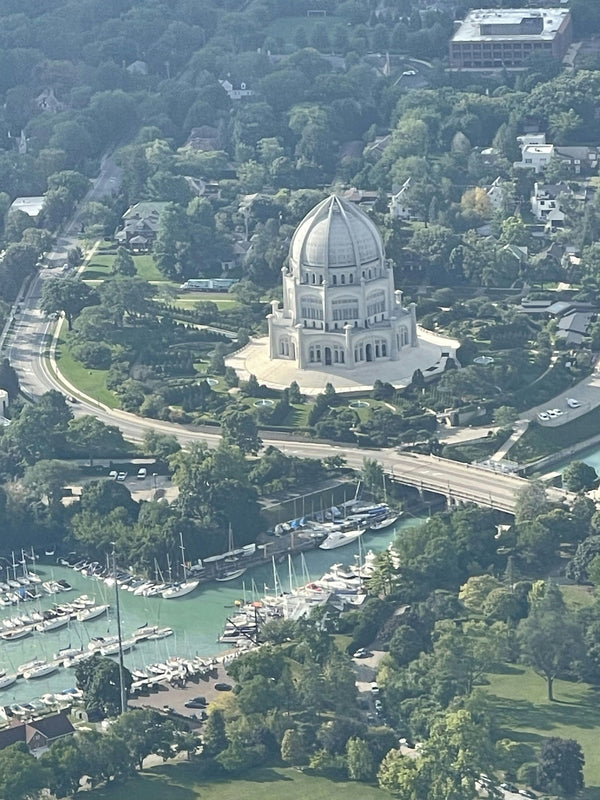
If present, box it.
[0,514,424,707]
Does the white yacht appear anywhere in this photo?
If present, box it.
[76,604,109,623]
[319,525,365,550]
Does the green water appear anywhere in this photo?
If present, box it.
[0,514,425,705]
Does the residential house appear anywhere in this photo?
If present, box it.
[486,176,508,212]
[184,126,221,152]
[530,182,569,229]
[342,187,379,210]
[116,201,169,251]
[0,712,75,755]
[515,134,554,173]
[554,145,600,174]
[364,135,391,159]
[9,197,45,218]
[219,79,253,100]
[556,310,595,346]
[35,88,64,113]
[389,178,413,220]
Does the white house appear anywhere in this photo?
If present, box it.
[219,79,254,100]
[530,182,568,228]
[515,134,554,173]
[486,176,507,212]
[389,178,413,220]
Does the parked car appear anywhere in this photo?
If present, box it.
[185,699,207,709]
[137,467,147,480]
[567,398,581,408]
[402,69,417,76]
[108,470,118,480]
[353,648,372,659]
[116,472,127,481]
[518,790,536,799]
[370,682,380,695]
[214,682,232,691]
[500,782,518,794]
[186,696,207,706]
[538,412,549,421]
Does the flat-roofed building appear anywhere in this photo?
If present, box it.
[449,8,572,70]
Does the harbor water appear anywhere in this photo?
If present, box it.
[0,514,425,706]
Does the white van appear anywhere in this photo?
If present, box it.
[137,467,147,480]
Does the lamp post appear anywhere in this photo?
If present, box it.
[111,542,127,715]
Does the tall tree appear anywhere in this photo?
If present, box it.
[537,737,584,796]
[518,585,583,700]
[40,278,97,330]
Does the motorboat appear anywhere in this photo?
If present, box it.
[319,525,365,550]
[369,512,401,531]
[76,604,109,622]
[56,579,73,592]
[88,635,118,652]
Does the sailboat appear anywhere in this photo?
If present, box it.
[162,533,199,599]
[213,525,248,582]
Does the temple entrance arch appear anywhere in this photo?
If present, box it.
[325,347,332,365]
[365,343,373,362]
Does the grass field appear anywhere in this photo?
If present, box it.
[485,666,600,793]
[511,405,600,463]
[54,330,118,409]
[173,292,238,311]
[89,763,388,800]
[82,255,166,282]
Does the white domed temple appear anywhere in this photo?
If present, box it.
[226,195,458,395]
[268,195,416,369]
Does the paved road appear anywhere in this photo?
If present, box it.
[2,152,575,516]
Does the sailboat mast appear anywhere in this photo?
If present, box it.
[179,532,187,582]
[111,543,126,715]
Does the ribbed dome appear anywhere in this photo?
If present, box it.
[290,195,384,272]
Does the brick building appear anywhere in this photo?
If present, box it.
[449,8,572,70]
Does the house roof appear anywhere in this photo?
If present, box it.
[9,197,46,217]
[0,712,74,752]
[26,712,74,742]
[557,311,594,334]
[122,202,169,221]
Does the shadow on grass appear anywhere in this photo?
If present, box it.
[490,688,600,733]
[153,763,294,786]
[488,664,524,675]
[82,267,110,280]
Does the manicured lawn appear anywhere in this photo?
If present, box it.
[81,255,167,282]
[53,330,118,409]
[511,405,600,463]
[89,763,388,800]
[173,292,238,310]
[485,665,600,791]
[134,255,166,282]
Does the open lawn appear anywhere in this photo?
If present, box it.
[53,331,118,409]
[89,763,388,800]
[485,665,600,793]
[511,405,600,463]
[81,255,166,282]
[173,292,239,311]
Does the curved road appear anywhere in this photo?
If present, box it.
[2,158,571,515]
